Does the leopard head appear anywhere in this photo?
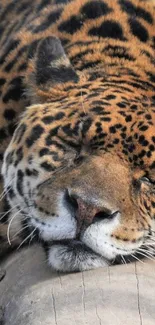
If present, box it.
[2,37,155,271]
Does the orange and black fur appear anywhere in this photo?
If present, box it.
[0,0,155,271]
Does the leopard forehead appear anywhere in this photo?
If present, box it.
[9,87,155,172]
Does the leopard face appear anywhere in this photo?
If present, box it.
[0,0,155,271]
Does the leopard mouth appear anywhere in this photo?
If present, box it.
[29,215,142,262]
[25,213,150,273]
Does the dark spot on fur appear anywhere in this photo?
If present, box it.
[129,18,149,42]
[58,15,83,34]
[33,9,62,33]
[27,39,41,59]
[0,78,6,86]
[14,147,23,166]
[81,0,112,19]
[40,161,55,172]
[4,45,27,72]
[89,20,125,40]
[3,77,24,103]
[16,169,24,196]
[25,168,39,177]
[0,128,7,142]
[119,0,153,24]
[3,109,16,121]
[26,125,44,147]
[37,0,51,11]
[0,39,20,65]
[42,116,54,124]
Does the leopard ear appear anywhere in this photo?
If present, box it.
[36,36,79,86]
[26,36,79,102]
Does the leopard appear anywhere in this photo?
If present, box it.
[0,0,155,272]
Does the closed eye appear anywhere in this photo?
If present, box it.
[140,176,155,185]
[74,155,85,166]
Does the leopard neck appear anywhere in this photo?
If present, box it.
[65,40,155,99]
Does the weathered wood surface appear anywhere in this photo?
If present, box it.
[0,245,155,325]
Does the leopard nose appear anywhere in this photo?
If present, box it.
[65,190,118,229]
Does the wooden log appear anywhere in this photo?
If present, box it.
[0,245,155,325]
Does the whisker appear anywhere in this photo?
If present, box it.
[146,233,155,238]
[130,254,145,264]
[17,228,36,250]
[137,250,155,262]
[0,178,15,201]
[7,209,22,245]
[0,189,10,202]
[0,185,9,201]
[12,222,30,240]
[121,255,127,265]
[144,241,155,247]
[146,237,155,243]
[140,245,155,253]
[28,232,36,245]
[138,248,155,258]
[0,204,19,222]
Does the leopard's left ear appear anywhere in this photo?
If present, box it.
[26,36,79,102]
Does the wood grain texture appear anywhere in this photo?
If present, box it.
[0,245,155,325]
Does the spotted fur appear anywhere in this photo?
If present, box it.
[0,0,155,271]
